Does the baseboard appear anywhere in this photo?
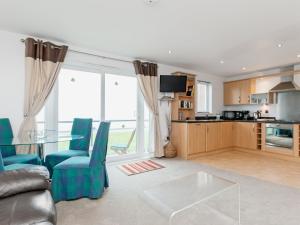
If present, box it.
[187,148,233,160]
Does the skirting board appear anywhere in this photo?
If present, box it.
[187,148,233,160]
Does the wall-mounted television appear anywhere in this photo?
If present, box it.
[160,75,187,92]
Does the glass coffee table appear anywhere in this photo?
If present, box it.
[140,171,240,225]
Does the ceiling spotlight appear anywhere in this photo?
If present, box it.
[297,54,300,58]
[220,60,224,64]
[277,43,283,48]
[144,0,159,5]
[168,50,172,54]
[242,67,246,71]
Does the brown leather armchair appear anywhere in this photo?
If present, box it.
[0,166,57,225]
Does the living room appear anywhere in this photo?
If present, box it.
[1,1,300,225]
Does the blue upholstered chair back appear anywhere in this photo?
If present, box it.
[0,152,4,171]
[0,118,16,157]
[89,122,110,168]
[69,118,93,151]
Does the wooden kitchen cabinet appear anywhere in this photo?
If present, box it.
[234,122,257,150]
[187,123,206,154]
[171,122,206,159]
[206,123,222,151]
[240,79,255,104]
[171,121,259,160]
[224,81,240,105]
[221,122,234,148]
[224,79,256,105]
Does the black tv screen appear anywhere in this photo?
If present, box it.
[160,75,187,92]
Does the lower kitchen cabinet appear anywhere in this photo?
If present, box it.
[206,123,222,151]
[171,121,259,160]
[234,122,257,150]
[170,122,206,159]
[187,123,206,154]
[221,122,234,148]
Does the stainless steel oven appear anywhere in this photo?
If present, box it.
[265,123,293,150]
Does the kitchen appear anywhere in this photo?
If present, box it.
[170,65,300,160]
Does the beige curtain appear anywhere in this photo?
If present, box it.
[133,60,164,157]
[18,38,68,154]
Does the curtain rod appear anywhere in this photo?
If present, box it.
[20,38,133,64]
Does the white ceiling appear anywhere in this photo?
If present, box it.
[0,0,300,76]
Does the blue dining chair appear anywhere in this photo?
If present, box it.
[44,118,93,176]
[0,151,33,171]
[0,118,41,166]
[51,121,110,202]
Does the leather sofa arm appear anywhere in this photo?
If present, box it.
[0,166,50,198]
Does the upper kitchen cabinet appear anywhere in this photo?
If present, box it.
[224,81,240,105]
[224,79,256,105]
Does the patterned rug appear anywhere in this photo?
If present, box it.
[118,160,165,176]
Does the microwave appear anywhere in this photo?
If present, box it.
[222,111,249,120]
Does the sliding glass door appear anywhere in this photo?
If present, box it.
[43,67,150,160]
[105,73,137,156]
[58,68,101,150]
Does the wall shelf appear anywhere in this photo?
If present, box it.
[179,108,193,110]
[171,72,196,120]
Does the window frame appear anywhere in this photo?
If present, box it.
[196,80,212,113]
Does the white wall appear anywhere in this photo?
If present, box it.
[0,30,224,141]
[0,31,26,134]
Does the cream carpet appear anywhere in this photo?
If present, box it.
[56,157,300,225]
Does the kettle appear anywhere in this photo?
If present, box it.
[254,110,261,120]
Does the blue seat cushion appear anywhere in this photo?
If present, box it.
[54,156,90,170]
[3,154,41,166]
[4,163,33,171]
[44,150,89,176]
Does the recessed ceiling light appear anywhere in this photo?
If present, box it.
[168,50,172,54]
[297,54,300,58]
[242,67,246,71]
[220,60,224,64]
[144,0,159,5]
[277,43,283,48]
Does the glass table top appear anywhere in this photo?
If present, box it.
[0,131,83,146]
[142,171,238,218]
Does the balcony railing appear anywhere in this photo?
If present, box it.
[37,119,149,156]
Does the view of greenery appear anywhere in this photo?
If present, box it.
[58,125,149,156]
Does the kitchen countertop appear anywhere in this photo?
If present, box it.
[172,119,300,124]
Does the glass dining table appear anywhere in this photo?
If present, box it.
[0,131,84,160]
